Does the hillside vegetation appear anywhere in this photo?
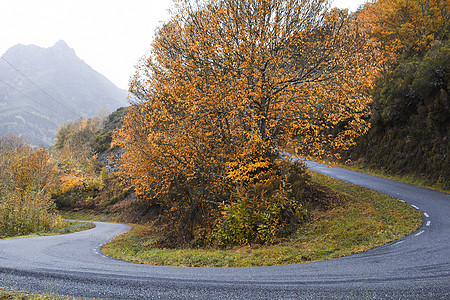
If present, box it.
[51,108,133,215]
[342,0,449,190]
[344,42,449,189]
[0,108,127,238]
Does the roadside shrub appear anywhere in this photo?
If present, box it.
[0,136,62,237]
[0,193,63,237]
[216,160,310,245]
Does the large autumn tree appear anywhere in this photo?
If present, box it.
[115,0,377,245]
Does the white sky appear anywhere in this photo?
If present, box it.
[0,0,365,90]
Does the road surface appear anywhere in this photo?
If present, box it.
[1,161,449,299]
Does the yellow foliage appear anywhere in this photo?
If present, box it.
[58,175,84,193]
[0,136,62,237]
[360,0,450,59]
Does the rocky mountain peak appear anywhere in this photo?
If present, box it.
[51,40,76,56]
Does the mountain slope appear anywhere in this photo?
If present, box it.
[0,40,128,146]
[342,41,449,189]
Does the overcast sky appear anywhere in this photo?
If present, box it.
[0,0,365,90]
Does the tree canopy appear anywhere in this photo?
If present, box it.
[360,0,449,59]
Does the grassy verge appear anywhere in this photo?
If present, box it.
[0,221,95,240]
[60,210,117,223]
[102,171,422,267]
[0,286,94,299]
[331,161,449,193]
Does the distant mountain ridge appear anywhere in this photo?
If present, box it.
[0,40,128,146]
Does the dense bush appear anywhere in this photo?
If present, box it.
[0,136,63,237]
[0,193,63,237]
[216,160,310,245]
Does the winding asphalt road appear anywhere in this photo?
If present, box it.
[1,161,449,299]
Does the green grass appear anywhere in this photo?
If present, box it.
[332,161,449,193]
[103,171,422,267]
[0,221,95,240]
[0,286,95,299]
[60,210,117,223]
